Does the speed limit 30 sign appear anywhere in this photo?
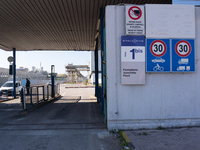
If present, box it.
[175,40,191,57]
[146,39,170,72]
[172,39,195,72]
[150,40,167,57]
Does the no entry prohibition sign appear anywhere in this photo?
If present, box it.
[128,6,142,20]
[150,40,167,57]
[175,40,191,57]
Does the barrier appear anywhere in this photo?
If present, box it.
[20,84,60,110]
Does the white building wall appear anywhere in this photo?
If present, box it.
[90,51,102,84]
[106,5,200,131]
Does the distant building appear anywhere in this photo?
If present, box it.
[17,67,29,72]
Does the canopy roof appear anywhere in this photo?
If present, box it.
[0,0,171,51]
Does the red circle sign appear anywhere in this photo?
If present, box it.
[175,40,191,57]
[128,6,142,20]
[150,40,167,57]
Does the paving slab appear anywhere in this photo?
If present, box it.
[125,127,200,150]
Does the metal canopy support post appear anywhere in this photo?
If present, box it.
[100,8,104,114]
[103,28,107,126]
[95,37,99,102]
[13,48,16,98]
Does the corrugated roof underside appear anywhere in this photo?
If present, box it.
[0,0,172,51]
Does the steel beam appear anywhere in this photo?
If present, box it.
[95,37,99,102]
[100,8,104,114]
[13,48,16,98]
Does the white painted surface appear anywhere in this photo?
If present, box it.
[90,51,102,72]
[146,4,195,38]
[106,5,200,131]
[90,51,102,84]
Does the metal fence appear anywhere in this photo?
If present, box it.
[21,84,60,109]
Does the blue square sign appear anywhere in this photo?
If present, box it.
[146,39,170,72]
[172,39,195,72]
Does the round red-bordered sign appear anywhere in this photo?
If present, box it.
[175,40,191,57]
[128,6,142,20]
[150,40,167,57]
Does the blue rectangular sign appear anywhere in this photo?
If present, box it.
[171,39,195,72]
[121,36,145,46]
[146,39,170,72]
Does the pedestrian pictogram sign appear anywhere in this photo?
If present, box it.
[125,5,145,35]
[172,39,195,72]
[146,39,170,72]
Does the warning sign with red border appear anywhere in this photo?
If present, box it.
[125,5,145,35]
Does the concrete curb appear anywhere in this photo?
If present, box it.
[122,131,135,150]
[65,86,95,88]
[19,95,61,115]
[0,97,15,103]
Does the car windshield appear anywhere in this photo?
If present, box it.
[2,83,13,87]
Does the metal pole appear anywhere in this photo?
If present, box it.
[51,65,55,98]
[37,87,39,103]
[51,75,54,97]
[95,37,99,102]
[100,8,104,113]
[43,86,45,101]
[13,48,16,98]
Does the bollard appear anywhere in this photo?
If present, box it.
[20,88,24,109]
[6,90,8,98]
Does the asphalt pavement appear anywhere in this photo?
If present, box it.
[0,83,122,150]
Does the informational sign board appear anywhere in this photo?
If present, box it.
[172,39,195,72]
[146,39,170,72]
[121,36,145,84]
[125,5,145,35]
[145,4,195,39]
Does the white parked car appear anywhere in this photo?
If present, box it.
[0,81,22,96]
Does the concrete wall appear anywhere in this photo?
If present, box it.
[90,51,102,84]
[106,5,200,131]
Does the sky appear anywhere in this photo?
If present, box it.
[0,49,91,76]
[173,0,200,5]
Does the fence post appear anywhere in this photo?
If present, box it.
[37,87,39,104]
[23,88,26,109]
[47,86,49,100]
[30,87,32,105]
[20,88,24,109]
[42,86,45,101]
[6,90,8,99]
